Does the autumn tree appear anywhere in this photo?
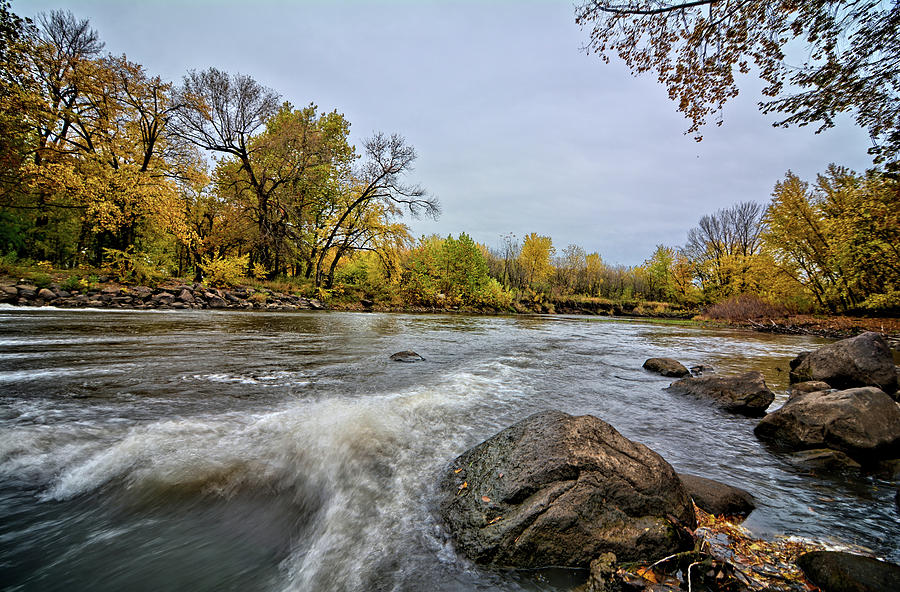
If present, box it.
[576,1,900,165]
[172,68,284,271]
[518,232,555,290]
[684,201,766,299]
[311,132,438,288]
[765,166,900,311]
[643,244,675,301]
[0,9,191,266]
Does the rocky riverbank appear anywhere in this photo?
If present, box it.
[0,280,324,311]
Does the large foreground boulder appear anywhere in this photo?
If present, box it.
[642,357,689,377]
[789,332,898,395]
[439,410,695,568]
[665,371,775,416]
[678,473,756,518]
[796,551,900,592]
[754,387,900,461]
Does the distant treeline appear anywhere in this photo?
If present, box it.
[1,5,897,315]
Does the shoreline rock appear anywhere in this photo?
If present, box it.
[677,473,756,519]
[1,281,324,312]
[439,410,695,568]
[796,550,900,592]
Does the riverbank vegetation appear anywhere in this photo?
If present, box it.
[0,3,897,325]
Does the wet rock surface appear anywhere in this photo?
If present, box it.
[677,473,756,518]
[642,357,689,377]
[754,387,900,461]
[389,350,425,362]
[665,371,775,416]
[796,551,900,592]
[439,410,695,568]
[789,332,898,396]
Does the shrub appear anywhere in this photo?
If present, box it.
[30,273,52,289]
[199,254,249,288]
[102,247,156,285]
[704,294,788,321]
[60,276,82,292]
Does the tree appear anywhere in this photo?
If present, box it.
[172,68,281,271]
[684,201,766,298]
[576,1,900,165]
[312,132,438,287]
[765,166,900,311]
[518,233,555,290]
[643,244,675,301]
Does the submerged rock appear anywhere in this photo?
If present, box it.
[439,410,695,568]
[677,473,756,518]
[789,332,898,395]
[754,387,900,461]
[642,357,689,377]
[389,350,425,362]
[790,448,862,471]
[796,551,900,592]
[665,371,775,416]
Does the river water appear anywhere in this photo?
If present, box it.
[0,308,897,591]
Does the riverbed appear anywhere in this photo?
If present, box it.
[1,308,897,591]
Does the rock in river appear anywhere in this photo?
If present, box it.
[665,371,775,416]
[677,473,756,518]
[789,332,898,396]
[754,387,900,461]
[642,357,689,377]
[439,410,695,568]
[389,350,425,362]
[796,550,900,592]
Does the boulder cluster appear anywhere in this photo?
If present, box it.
[438,331,899,590]
[1,281,324,311]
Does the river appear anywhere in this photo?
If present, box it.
[1,308,897,591]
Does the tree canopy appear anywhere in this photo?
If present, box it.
[576,1,900,166]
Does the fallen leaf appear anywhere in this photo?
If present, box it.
[481,496,491,503]
[454,468,463,474]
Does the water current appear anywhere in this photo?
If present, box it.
[1,307,897,591]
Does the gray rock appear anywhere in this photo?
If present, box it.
[677,473,756,518]
[642,358,690,377]
[0,286,18,302]
[152,292,175,305]
[16,284,37,299]
[754,387,900,461]
[390,350,425,362]
[796,550,900,592]
[789,381,834,399]
[207,296,227,308]
[439,410,695,568]
[37,288,56,301]
[689,364,715,376]
[176,289,194,303]
[790,448,862,471]
[789,332,898,395]
[666,371,775,416]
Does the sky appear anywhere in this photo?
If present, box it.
[16,0,876,266]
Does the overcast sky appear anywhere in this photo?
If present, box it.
[17,0,875,265]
